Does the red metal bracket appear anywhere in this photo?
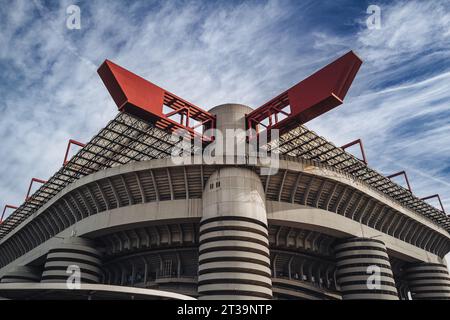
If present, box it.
[246,51,362,141]
[421,194,446,214]
[25,178,47,201]
[387,171,412,192]
[97,60,215,141]
[63,139,86,165]
[1,205,18,224]
[341,139,367,164]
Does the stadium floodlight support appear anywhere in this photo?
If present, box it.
[63,139,86,165]
[421,194,446,215]
[387,171,412,192]
[340,138,368,164]
[25,178,47,201]
[246,51,363,142]
[0,205,18,224]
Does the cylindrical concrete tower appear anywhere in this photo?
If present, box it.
[41,237,102,284]
[0,266,41,283]
[405,263,450,300]
[335,238,399,300]
[198,104,272,300]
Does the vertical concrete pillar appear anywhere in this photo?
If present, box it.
[335,238,399,300]
[199,167,272,299]
[405,263,450,300]
[41,237,102,284]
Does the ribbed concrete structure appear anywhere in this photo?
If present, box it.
[199,168,272,299]
[405,263,450,300]
[198,105,272,300]
[0,90,450,301]
[41,237,102,284]
[0,266,40,283]
[335,238,398,300]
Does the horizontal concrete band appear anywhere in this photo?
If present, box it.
[341,292,399,300]
[272,278,341,300]
[407,279,450,286]
[338,275,397,285]
[199,250,270,266]
[47,243,101,256]
[199,221,268,237]
[0,276,39,283]
[199,240,270,255]
[199,235,269,247]
[199,230,269,245]
[336,257,391,270]
[337,268,394,277]
[198,261,271,275]
[198,272,272,285]
[0,266,41,283]
[273,287,328,300]
[335,247,389,257]
[44,259,101,274]
[200,216,268,229]
[338,284,398,293]
[336,255,390,263]
[198,255,271,268]
[41,272,100,283]
[45,253,102,267]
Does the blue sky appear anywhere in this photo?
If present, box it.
[0,0,449,262]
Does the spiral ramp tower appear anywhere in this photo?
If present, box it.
[0,52,449,300]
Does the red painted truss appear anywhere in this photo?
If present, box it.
[1,205,18,224]
[98,60,215,140]
[246,51,362,140]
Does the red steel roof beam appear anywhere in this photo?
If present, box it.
[97,60,215,141]
[341,139,368,164]
[247,51,362,141]
[387,171,412,192]
[421,194,446,214]
[25,178,47,201]
[0,205,18,224]
[63,139,86,165]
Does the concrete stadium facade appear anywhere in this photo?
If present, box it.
[0,104,449,300]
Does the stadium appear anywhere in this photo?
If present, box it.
[0,51,449,300]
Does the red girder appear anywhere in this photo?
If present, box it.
[63,139,86,165]
[97,60,215,140]
[0,205,18,224]
[246,51,362,140]
[387,170,412,192]
[25,178,47,201]
[341,138,368,164]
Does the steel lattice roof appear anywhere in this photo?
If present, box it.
[0,112,192,239]
[267,124,450,231]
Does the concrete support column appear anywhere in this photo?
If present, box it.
[405,263,450,300]
[0,266,41,283]
[198,167,272,300]
[335,237,399,300]
[41,237,102,284]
